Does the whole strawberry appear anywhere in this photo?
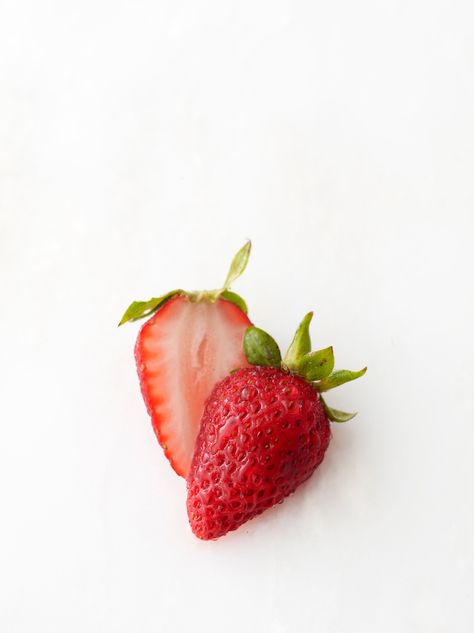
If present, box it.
[187,314,366,539]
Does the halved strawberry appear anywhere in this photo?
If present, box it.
[135,296,251,476]
[119,242,252,477]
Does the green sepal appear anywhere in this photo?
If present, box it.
[315,367,367,392]
[118,290,183,326]
[298,346,334,381]
[283,312,313,370]
[320,396,357,423]
[220,290,248,314]
[223,240,251,290]
[243,326,282,368]
[119,242,251,327]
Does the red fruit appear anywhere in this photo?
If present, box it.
[186,315,366,539]
[135,295,251,477]
[187,366,331,540]
[120,242,253,477]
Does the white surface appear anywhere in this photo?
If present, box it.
[1,1,474,631]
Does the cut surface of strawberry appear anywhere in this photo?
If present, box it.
[135,296,251,476]
[120,242,254,478]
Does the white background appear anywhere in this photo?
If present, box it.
[1,1,473,631]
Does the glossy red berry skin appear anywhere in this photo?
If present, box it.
[186,366,331,540]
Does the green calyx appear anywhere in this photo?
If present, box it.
[118,241,251,326]
[243,313,366,423]
[244,327,282,367]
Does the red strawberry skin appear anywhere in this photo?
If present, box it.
[186,366,331,540]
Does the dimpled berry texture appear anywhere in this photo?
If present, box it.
[186,366,331,540]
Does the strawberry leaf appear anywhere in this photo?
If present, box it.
[243,326,281,368]
[283,312,313,371]
[315,367,367,392]
[220,290,248,315]
[320,396,357,423]
[118,290,183,326]
[223,241,251,290]
[298,346,334,381]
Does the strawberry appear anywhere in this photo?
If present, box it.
[187,313,366,539]
[119,242,252,477]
